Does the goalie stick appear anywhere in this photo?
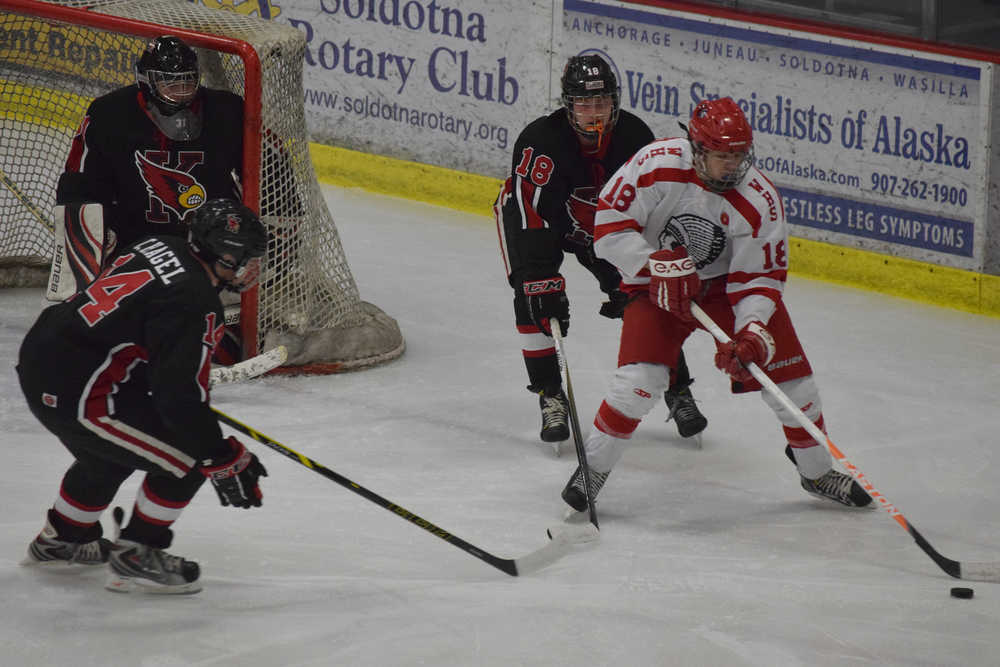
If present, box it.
[209,345,288,387]
[550,322,600,531]
[212,407,597,576]
[691,302,1000,583]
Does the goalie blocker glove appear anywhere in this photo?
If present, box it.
[522,275,570,336]
[200,436,267,508]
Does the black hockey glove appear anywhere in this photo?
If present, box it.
[522,275,569,336]
[599,289,630,319]
[200,436,267,509]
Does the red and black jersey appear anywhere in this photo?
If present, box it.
[18,235,229,472]
[62,85,243,249]
[495,108,654,288]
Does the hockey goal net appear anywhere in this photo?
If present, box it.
[0,0,404,373]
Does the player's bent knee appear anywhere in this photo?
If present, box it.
[604,362,671,420]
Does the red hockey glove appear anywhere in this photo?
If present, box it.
[648,246,700,322]
[522,275,569,336]
[200,436,267,509]
[714,321,776,382]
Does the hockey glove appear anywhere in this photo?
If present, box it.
[522,275,569,336]
[599,289,630,319]
[714,321,776,382]
[648,247,700,323]
[201,436,267,509]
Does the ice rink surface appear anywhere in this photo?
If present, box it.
[2,185,1000,666]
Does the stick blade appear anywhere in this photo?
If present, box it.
[512,524,600,576]
[546,523,600,543]
[959,561,1000,583]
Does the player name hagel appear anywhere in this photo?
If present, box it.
[133,238,186,284]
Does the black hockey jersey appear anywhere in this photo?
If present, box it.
[495,108,654,290]
[62,85,243,249]
[18,235,229,472]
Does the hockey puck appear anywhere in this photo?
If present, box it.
[950,587,974,599]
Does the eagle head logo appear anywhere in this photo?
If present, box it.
[134,151,208,219]
[565,186,599,246]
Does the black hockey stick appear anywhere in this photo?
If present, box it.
[550,323,600,530]
[692,303,1000,582]
[213,408,597,576]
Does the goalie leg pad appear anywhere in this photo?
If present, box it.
[47,202,109,301]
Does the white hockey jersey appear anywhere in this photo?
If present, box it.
[593,136,788,331]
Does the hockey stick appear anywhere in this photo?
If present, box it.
[691,302,1000,582]
[0,166,54,232]
[212,408,598,576]
[209,345,288,387]
[550,322,600,530]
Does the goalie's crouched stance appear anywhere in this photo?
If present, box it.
[18,198,268,594]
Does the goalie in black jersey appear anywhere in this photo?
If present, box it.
[51,35,247,362]
[18,199,268,595]
[494,54,707,447]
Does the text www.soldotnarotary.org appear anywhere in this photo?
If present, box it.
[305,87,510,150]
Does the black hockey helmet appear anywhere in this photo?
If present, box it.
[188,198,267,290]
[135,36,200,115]
[560,54,620,142]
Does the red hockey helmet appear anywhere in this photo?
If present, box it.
[687,97,754,191]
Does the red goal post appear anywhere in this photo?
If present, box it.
[0,0,404,373]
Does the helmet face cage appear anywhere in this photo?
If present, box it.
[560,55,620,139]
[135,36,200,114]
[687,98,754,192]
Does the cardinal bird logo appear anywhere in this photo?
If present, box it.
[134,151,208,220]
[565,186,598,246]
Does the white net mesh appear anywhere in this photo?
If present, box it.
[0,0,404,372]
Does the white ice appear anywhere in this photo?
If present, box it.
[2,185,1000,666]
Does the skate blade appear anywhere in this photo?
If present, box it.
[803,490,878,510]
[561,506,593,523]
[536,439,562,457]
[20,556,103,570]
[105,573,202,595]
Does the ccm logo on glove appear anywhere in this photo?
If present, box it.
[523,277,565,295]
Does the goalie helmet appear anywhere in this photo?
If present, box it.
[188,199,268,291]
[687,97,754,192]
[135,36,200,116]
[560,54,620,144]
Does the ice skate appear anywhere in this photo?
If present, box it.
[21,519,111,568]
[561,464,610,512]
[664,382,707,446]
[786,446,872,508]
[106,539,202,594]
[539,387,570,448]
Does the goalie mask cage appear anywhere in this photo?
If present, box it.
[0,0,404,373]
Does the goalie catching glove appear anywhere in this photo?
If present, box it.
[648,246,700,323]
[714,321,776,382]
[522,275,569,336]
[200,436,267,508]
